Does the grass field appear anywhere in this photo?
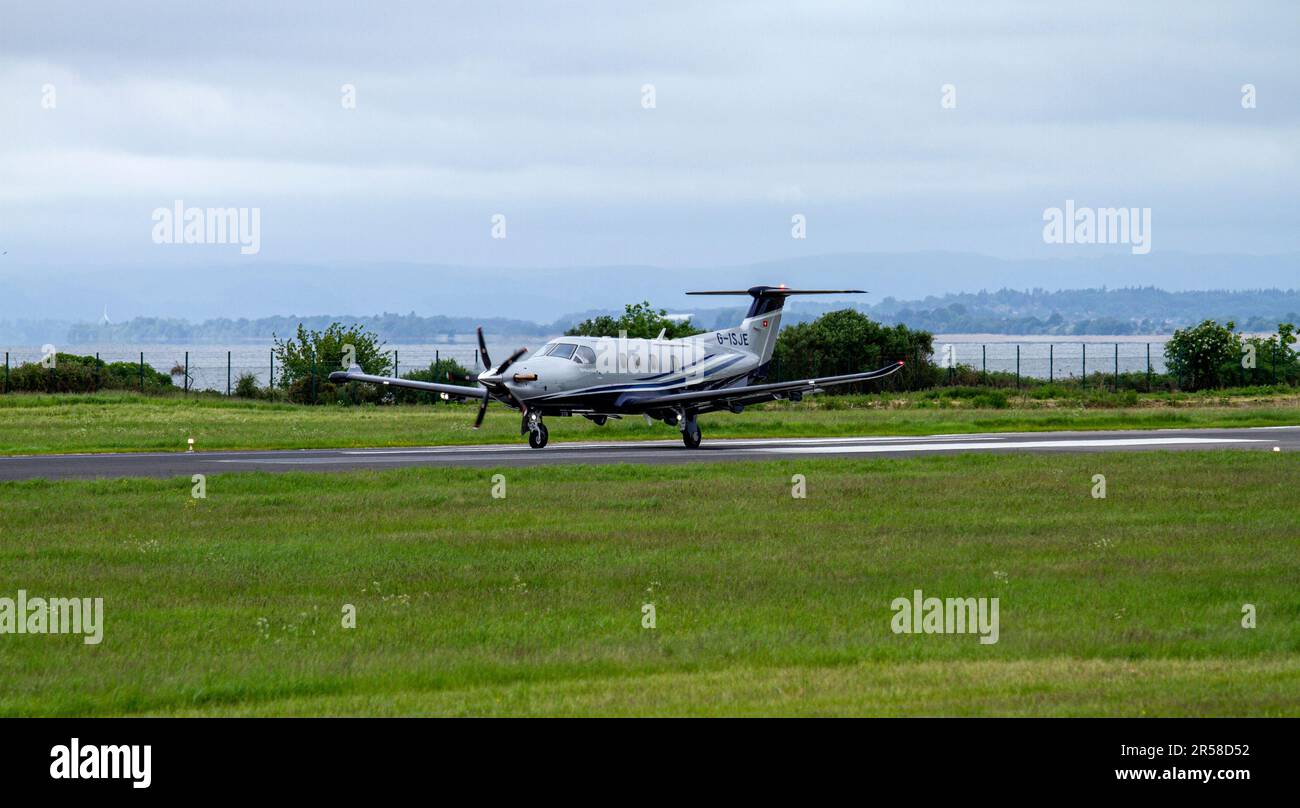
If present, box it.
[1,451,1296,716]
[2,390,1299,455]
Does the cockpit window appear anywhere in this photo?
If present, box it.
[529,342,557,359]
[574,345,597,364]
[546,343,577,360]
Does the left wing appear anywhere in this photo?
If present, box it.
[328,367,488,400]
[624,361,905,411]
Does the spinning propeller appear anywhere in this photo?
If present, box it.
[472,326,527,429]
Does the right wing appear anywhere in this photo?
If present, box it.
[328,367,488,399]
[622,361,905,410]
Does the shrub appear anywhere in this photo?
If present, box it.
[234,372,262,399]
[390,359,476,404]
[772,309,936,393]
[273,323,390,404]
[4,353,171,393]
[1164,320,1242,391]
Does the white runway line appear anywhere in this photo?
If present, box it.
[755,437,1265,454]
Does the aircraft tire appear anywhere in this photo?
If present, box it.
[682,424,702,449]
[528,424,549,449]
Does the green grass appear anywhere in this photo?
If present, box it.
[1,451,1296,716]
[1,389,1298,455]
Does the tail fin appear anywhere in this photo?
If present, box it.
[686,286,866,381]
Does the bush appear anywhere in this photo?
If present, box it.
[234,372,262,399]
[4,353,172,393]
[772,309,937,393]
[273,322,390,404]
[1164,320,1242,391]
[567,301,703,339]
[390,359,476,404]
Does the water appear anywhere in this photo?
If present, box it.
[2,334,1173,391]
[932,335,1170,378]
[0,339,554,392]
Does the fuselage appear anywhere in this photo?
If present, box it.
[494,309,783,415]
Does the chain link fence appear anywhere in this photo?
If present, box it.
[2,339,1297,397]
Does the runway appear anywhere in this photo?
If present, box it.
[1,425,1296,481]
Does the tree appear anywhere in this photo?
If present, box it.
[566,301,703,339]
[771,309,937,392]
[1164,319,1242,390]
[1241,322,1299,386]
[273,323,389,403]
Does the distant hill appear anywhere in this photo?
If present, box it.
[3,286,1298,344]
[3,251,1298,325]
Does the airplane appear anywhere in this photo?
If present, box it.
[330,286,904,449]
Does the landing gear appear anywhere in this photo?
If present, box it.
[679,408,702,449]
[528,423,549,449]
[682,423,701,448]
[523,409,548,449]
[592,415,607,426]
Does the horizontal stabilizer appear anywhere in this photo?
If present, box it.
[686,287,865,296]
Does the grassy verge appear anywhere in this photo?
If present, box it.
[1,451,1296,716]
[1,389,1298,455]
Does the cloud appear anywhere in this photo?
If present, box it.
[0,0,1297,269]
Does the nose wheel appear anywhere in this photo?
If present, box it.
[522,410,549,449]
[528,423,549,449]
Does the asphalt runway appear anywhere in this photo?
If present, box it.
[1,425,1296,481]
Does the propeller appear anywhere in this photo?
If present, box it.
[472,327,528,429]
[476,327,492,371]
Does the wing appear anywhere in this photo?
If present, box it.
[328,367,489,400]
[625,361,905,411]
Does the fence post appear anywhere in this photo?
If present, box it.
[1015,345,1020,389]
[475,349,479,369]
[311,351,317,405]
[1049,344,1053,383]
[981,344,986,386]
[227,350,232,396]
[1114,343,1119,392]
[1082,343,1086,388]
[184,351,189,395]
[95,352,100,392]
[270,349,274,389]
[394,349,399,378]
[1146,343,1151,390]
[139,352,144,393]
[3,351,8,393]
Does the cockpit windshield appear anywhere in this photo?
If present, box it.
[545,343,577,360]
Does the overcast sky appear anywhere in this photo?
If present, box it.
[0,1,1296,310]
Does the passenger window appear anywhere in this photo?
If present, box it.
[574,346,597,364]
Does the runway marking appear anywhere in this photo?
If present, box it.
[335,434,1012,456]
[203,435,1268,466]
[755,437,1264,454]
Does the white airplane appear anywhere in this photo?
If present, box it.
[331,286,904,448]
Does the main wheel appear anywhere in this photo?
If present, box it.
[528,423,549,449]
[682,423,702,449]
[592,415,607,426]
